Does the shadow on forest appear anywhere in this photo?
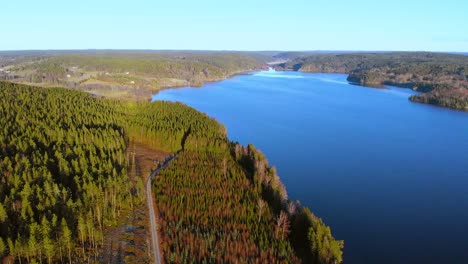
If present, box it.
[180,126,191,151]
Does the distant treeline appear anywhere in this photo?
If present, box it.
[0,81,343,263]
[2,52,264,100]
[43,53,260,81]
[6,51,263,75]
[6,50,466,109]
[276,52,468,110]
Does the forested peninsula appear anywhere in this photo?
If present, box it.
[275,52,468,110]
[0,81,343,263]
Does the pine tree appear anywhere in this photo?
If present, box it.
[41,217,54,263]
[0,203,7,223]
[78,215,86,256]
[61,218,73,263]
[0,237,5,257]
[28,223,39,262]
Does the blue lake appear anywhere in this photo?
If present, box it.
[153,71,468,264]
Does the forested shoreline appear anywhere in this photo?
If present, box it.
[2,51,467,110]
[0,81,343,263]
[275,52,468,110]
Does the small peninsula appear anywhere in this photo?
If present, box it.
[274,52,468,110]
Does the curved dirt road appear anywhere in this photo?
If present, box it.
[146,155,176,264]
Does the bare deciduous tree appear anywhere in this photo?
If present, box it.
[275,211,290,240]
[257,199,267,223]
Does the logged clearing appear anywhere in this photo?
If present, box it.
[99,142,170,263]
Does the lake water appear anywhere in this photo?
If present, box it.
[152,70,468,264]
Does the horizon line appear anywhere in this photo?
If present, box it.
[0,49,467,54]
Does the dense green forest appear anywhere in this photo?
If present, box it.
[275,52,468,110]
[0,82,134,263]
[0,81,343,263]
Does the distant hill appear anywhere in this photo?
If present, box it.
[0,51,264,101]
[2,50,467,109]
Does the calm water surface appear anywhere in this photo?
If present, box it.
[153,71,468,264]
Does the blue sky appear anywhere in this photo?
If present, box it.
[2,0,467,51]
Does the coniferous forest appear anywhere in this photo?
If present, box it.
[0,81,343,263]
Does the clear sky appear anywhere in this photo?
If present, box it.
[2,0,467,51]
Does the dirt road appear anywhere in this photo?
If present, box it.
[146,155,176,264]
